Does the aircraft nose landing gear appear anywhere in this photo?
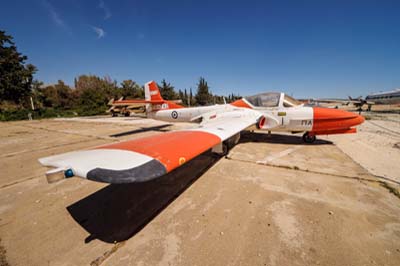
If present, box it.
[302,132,316,143]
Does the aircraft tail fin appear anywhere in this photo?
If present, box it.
[145,81,164,101]
[349,95,362,101]
[144,81,183,112]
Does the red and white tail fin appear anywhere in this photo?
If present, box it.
[145,81,163,101]
[144,81,183,112]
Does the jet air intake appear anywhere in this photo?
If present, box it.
[256,115,279,130]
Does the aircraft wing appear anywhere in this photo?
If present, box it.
[314,99,348,105]
[39,109,261,184]
[346,100,375,105]
[110,102,146,108]
[346,100,363,104]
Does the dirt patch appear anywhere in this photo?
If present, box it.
[0,238,10,266]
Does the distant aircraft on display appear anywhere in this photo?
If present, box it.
[366,88,400,105]
[107,97,183,117]
[39,81,364,184]
[347,96,375,112]
[107,97,146,116]
[312,96,375,112]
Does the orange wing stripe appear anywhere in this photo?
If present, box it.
[97,131,221,172]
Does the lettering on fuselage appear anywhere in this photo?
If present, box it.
[153,103,169,110]
[301,120,312,126]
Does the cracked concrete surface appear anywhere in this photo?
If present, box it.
[0,116,399,266]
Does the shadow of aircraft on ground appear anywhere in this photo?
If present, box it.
[67,151,221,243]
[67,131,331,244]
[109,124,172,137]
[239,131,333,145]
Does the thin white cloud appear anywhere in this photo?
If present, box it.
[99,0,112,20]
[92,26,106,39]
[43,0,66,28]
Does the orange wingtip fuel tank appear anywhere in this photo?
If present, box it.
[311,107,364,135]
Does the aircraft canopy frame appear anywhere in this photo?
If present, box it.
[244,92,302,108]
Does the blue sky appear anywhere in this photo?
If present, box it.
[2,0,400,98]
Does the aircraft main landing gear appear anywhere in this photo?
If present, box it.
[212,133,240,157]
[212,142,229,157]
[302,132,316,143]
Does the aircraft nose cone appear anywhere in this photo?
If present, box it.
[312,107,365,132]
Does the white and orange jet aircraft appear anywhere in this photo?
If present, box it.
[39,81,364,184]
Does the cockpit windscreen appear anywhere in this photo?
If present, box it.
[245,92,281,107]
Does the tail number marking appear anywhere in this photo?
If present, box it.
[301,120,312,126]
[153,103,169,110]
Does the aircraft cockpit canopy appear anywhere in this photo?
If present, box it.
[282,94,302,107]
[245,92,302,108]
[245,92,281,107]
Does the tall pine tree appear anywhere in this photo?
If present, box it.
[0,30,37,104]
[195,77,212,105]
[158,79,177,100]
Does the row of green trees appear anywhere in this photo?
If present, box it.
[0,30,241,120]
[30,76,240,110]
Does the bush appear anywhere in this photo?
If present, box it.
[0,107,107,121]
[0,109,31,121]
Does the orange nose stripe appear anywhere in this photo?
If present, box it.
[312,107,364,132]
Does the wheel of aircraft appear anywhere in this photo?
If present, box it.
[302,132,316,143]
[222,143,229,157]
[39,81,365,185]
